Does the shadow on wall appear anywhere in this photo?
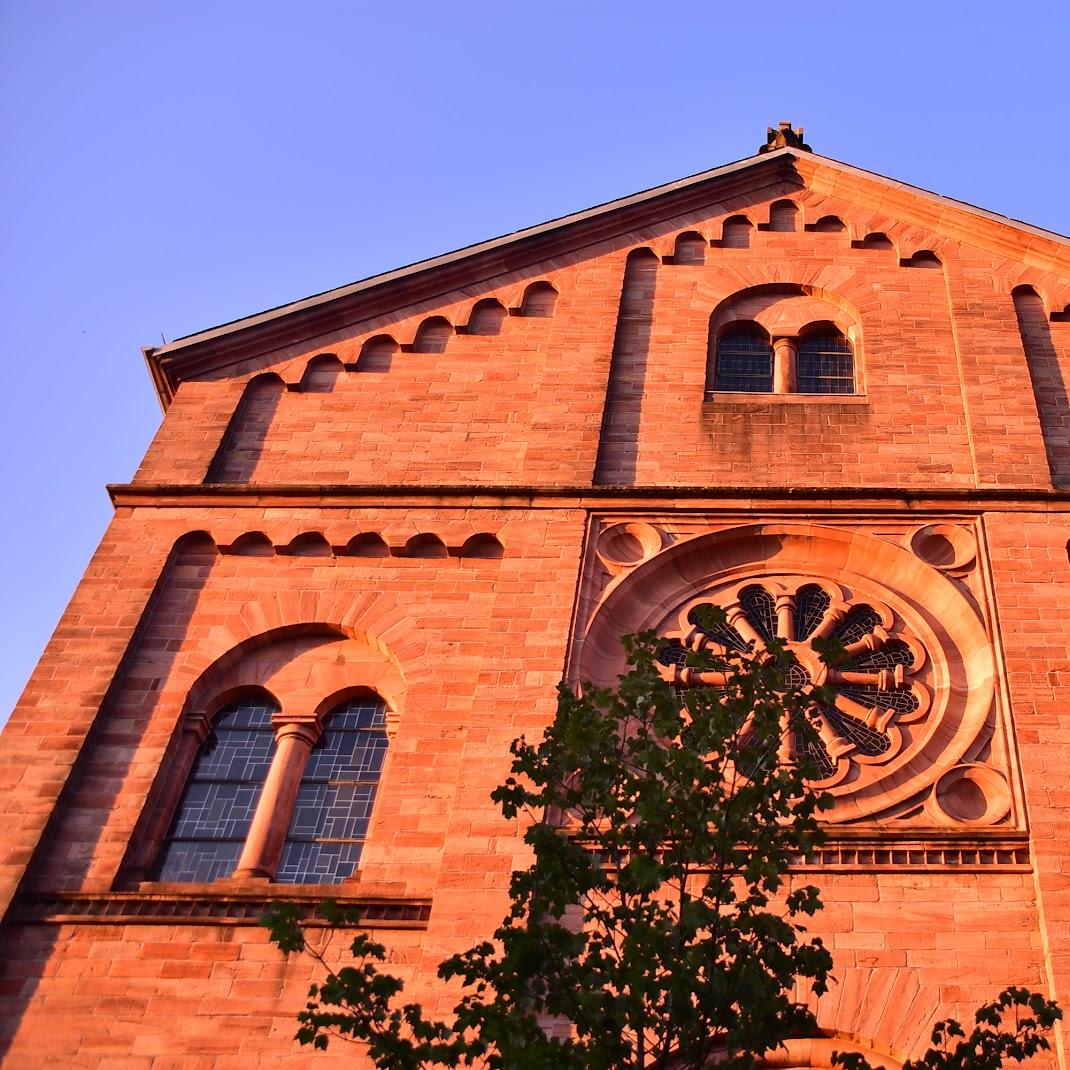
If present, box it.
[0,532,217,1061]
[594,248,660,485]
[1013,285,1070,487]
[205,373,285,483]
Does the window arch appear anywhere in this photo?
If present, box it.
[797,326,854,394]
[712,324,773,393]
[706,285,861,397]
[153,696,279,882]
[141,630,404,887]
[277,696,389,883]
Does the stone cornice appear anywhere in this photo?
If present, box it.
[108,482,1070,513]
[12,889,432,928]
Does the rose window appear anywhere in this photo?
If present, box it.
[656,579,930,788]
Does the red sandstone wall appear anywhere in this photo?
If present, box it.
[131,186,1069,493]
[0,870,1050,1069]
[985,513,1070,1060]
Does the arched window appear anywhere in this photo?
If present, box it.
[277,696,389,884]
[713,325,773,393]
[797,328,854,394]
[153,698,278,882]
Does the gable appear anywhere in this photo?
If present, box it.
[145,147,1070,409]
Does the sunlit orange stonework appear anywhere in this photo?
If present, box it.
[2,128,1070,1068]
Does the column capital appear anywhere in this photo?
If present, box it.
[181,711,212,744]
[271,713,321,747]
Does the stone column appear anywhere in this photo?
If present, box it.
[772,337,797,393]
[233,715,320,880]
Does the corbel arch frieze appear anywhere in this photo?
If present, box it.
[575,522,1006,826]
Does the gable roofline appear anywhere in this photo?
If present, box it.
[144,146,1070,409]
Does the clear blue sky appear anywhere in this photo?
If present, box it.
[1,0,1068,721]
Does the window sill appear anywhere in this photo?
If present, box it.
[704,392,868,405]
[12,887,432,928]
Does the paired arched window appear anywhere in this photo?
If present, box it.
[153,693,389,885]
[712,321,854,395]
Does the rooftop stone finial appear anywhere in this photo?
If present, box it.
[758,121,811,154]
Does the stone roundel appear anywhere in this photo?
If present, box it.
[656,578,931,791]
[577,523,996,823]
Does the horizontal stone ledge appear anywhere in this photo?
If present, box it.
[107,482,1070,512]
[11,890,432,928]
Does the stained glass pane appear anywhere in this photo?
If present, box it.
[821,704,892,757]
[833,606,883,645]
[714,328,773,393]
[657,640,689,667]
[153,699,277,883]
[276,696,388,885]
[798,331,854,394]
[794,732,837,780]
[740,585,777,643]
[839,686,920,716]
[794,585,830,641]
[686,603,747,651]
[850,640,915,671]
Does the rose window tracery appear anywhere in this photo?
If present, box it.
[656,579,930,788]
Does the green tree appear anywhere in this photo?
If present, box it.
[265,621,1060,1070]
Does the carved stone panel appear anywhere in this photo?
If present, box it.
[571,517,1019,831]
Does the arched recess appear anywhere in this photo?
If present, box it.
[402,533,449,558]
[576,522,999,825]
[519,281,558,317]
[410,316,452,353]
[222,531,275,557]
[342,532,390,558]
[356,334,399,373]
[123,624,407,883]
[594,247,660,484]
[1012,284,1070,485]
[852,231,895,252]
[299,354,344,392]
[766,199,799,232]
[808,214,847,233]
[466,298,508,335]
[900,250,942,269]
[673,230,707,265]
[279,531,332,557]
[459,533,504,559]
[721,215,753,248]
[205,373,285,483]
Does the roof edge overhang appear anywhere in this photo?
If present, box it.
[144,146,1070,410]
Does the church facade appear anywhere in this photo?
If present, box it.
[2,126,1070,1067]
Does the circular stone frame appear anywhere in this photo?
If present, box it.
[577,523,996,823]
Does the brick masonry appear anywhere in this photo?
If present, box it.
[1,146,1069,1067]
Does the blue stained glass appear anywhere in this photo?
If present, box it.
[277,696,388,885]
[277,841,364,884]
[153,699,278,883]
